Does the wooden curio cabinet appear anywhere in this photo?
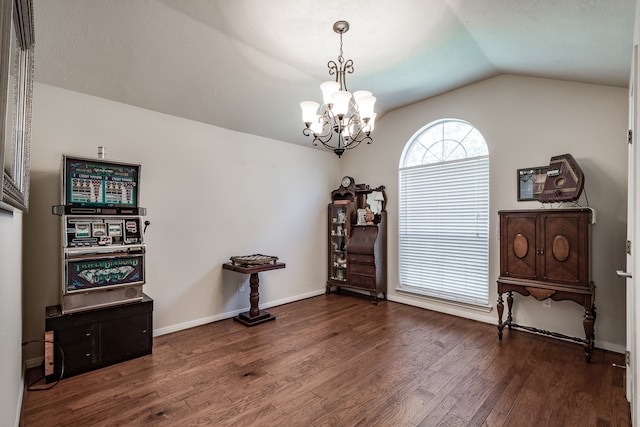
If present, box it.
[497,208,595,361]
[328,202,352,285]
[327,177,387,304]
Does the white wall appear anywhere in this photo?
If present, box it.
[21,75,628,371]
[0,209,23,427]
[344,74,628,352]
[22,83,339,362]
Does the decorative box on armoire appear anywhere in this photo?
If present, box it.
[327,176,387,304]
[496,208,595,361]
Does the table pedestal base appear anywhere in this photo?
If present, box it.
[234,310,275,327]
[223,261,285,328]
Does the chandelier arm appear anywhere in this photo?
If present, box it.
[327,60,338,78]
[342,130,372,150]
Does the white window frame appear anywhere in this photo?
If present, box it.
[398,119,490,307]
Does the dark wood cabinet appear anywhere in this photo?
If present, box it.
[346,218,387,304]
[45,294,153,381]
[327,177,387,304]
[497,209,595,361]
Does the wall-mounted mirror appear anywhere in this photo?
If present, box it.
[0,0,34,212]
[364,186,386,224]
[366,189,386,215]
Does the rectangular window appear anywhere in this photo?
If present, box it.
[398,156,490,306]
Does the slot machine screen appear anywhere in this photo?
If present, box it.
[62,156,141,208]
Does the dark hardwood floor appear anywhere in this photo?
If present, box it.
[21,294,631,426]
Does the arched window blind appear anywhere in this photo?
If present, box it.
[398,119,489,306]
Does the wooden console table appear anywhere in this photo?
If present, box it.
[222,262,286,326]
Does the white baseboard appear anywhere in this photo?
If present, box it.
[24,356,43,370]
[153,289,326,337]
[595,340,626,354]
[388,294,495,324]
[389,294,626,355]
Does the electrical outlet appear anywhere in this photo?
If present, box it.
[543,299,551,308]
[239,283,245,292]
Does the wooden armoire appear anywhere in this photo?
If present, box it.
[496,208,595,361]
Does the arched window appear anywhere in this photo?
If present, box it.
[398,119,490,306]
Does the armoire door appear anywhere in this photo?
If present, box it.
[500,212,538,280]
[540,212,589,286]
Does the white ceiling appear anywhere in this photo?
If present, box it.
[33,0,636,147]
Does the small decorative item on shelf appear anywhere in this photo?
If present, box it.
[357,208,367,225]
[365,206,374,224]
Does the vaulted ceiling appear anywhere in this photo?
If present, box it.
[33,0,636,147]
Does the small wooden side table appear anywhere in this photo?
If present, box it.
[222,262,286,326]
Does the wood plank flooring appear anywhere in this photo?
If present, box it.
[21,294,631,426]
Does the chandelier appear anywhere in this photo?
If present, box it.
[300,21,376,158]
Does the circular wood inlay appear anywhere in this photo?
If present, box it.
[513,233,528,258]
[552,235,570,262]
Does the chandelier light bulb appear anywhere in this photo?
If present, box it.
[357,95,377,120]
[353,90,372,103]
[332,91,352,117]
[300,101,320,124]
[366,113,377,132]
[320,81,341,107]
[310,115,324,135]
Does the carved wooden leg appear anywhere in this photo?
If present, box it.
[234,272,275,326]
[583,305,595,363]
[506,292,514,329]
[370,291,379,305]
[497,293,504,340]
[326,285,331,295]
[591,304,597,346]
[249,273,260,318]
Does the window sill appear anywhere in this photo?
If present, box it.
[395,287,493,313]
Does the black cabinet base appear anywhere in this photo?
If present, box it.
[45,294,153,382]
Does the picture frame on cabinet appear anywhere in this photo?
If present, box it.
[517,166,548,201]
[0,0,34,212]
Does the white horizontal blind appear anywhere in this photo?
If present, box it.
[398,156,490,305]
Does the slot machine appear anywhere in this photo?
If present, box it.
[52,155,148,314]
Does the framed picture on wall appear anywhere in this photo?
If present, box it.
[0,0,35,212]
[517,166,548,201]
